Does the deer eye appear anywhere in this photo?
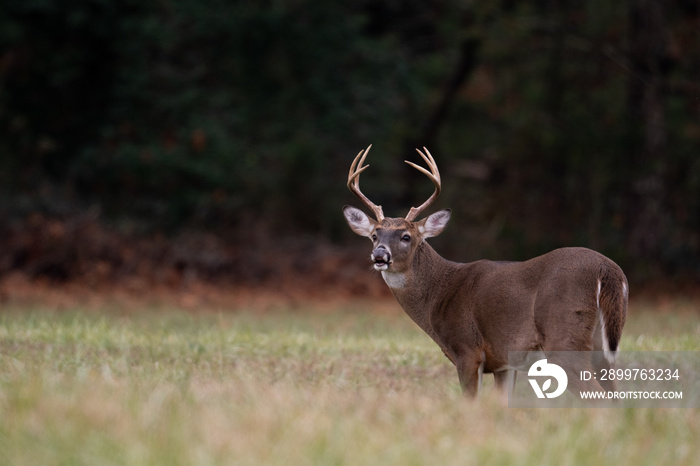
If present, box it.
[371,234,377,242]
[401,234,411,242]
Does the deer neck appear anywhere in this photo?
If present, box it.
[381,241,454,335]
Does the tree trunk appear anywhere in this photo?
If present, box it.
[626,0,668,264]
[400,37,480,209]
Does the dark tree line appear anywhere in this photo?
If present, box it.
[1,0,699,283]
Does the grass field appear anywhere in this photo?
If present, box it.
[0,298,699,465]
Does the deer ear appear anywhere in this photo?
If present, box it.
[343,206,376,237]
[417,209,451,238]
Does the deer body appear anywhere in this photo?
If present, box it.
[343,146,628,397]
[383,242,627,395]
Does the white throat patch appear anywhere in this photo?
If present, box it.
[381,271,406,289]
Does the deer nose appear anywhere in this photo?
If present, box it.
[371,246,391,266]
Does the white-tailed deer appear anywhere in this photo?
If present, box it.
[343,145,628,397]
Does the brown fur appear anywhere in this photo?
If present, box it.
[344,209,629,397]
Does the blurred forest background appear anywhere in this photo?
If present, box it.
[1,0,699,300]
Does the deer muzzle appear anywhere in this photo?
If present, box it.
[371,246,391,271]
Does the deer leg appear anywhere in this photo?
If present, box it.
[494,369,517,399]
[542,306,607,395]
[455,350,484,397]
[548,351,605,395]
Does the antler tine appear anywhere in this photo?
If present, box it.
[404,147,442,221]
[347,144,385,221]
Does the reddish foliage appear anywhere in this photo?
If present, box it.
[0,214,392,309]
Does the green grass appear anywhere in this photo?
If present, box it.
[0,300,699,465]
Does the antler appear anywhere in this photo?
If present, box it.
[347,144,385,221]
[404,147,441,221]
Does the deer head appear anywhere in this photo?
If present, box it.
[343,145,451,273]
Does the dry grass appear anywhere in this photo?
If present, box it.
[0,298,699,465]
